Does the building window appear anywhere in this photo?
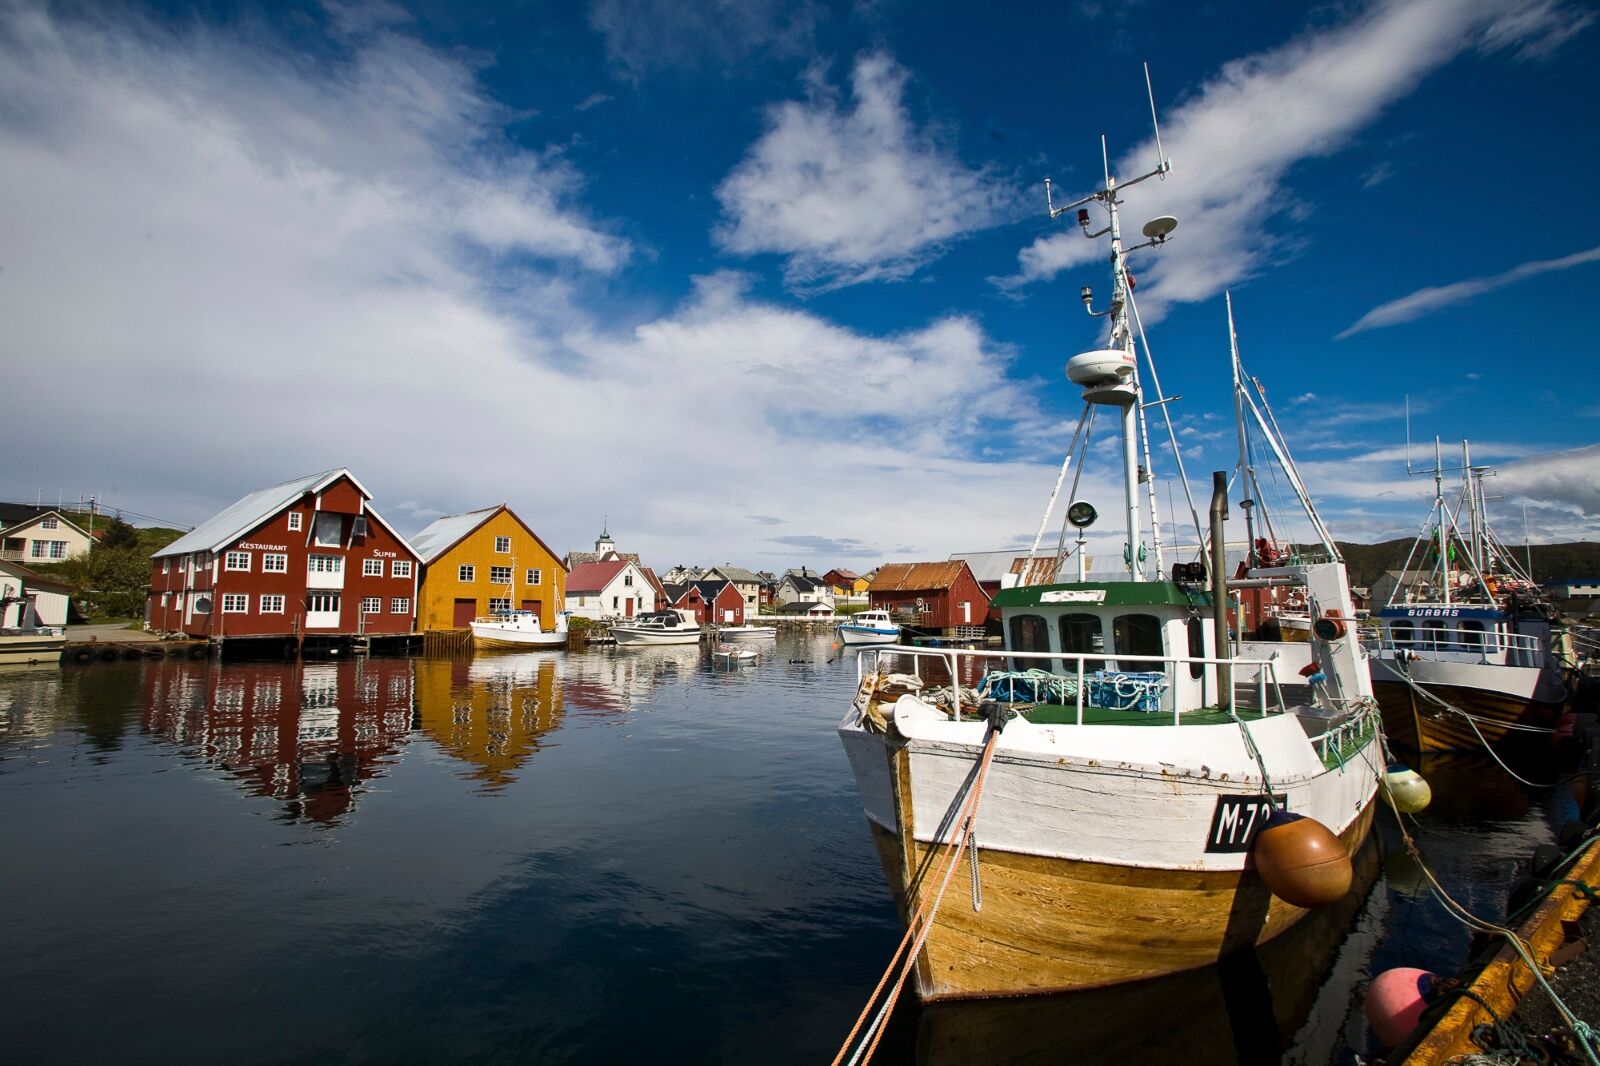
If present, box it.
[612,596,619,609]
[260,594,285,613]
[362,558,383,576]
[391,560,412,578]
[42,517,58,530]
[390,597,410,614]
[527,569,541,586]
[353,516,368,538]
[287,512,302,532]
[160,592,169,606]
[193,595,212,615]
[489,566,513,584]
[226,551,251,571]
[313,512,342,546]
[31,540,68,559]
[488,597,511,612]
[262,553,287,573]
[495,536,511,553]
[222,593,249,613]
[308,554,343,573]
[361,596,381,614]
[162,558,169,574]
[458,564,475,582]
[623,573,633,587]
[306,592,339,614]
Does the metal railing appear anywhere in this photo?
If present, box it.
[857,645,1288,726]
[1363,624,1542,665]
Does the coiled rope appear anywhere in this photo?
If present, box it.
[832,725,1002,1066]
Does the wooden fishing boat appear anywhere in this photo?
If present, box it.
[470,609,568,650]
[837,119,1382,1001]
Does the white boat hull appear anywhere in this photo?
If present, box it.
[611,627,702,646]
[470,626,568,649]
[837,626,901,645]
[717,626,776,640]
[0,634,65,666]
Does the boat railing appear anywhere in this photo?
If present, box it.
[1363,625,1542,664]
[857,645,1288,726]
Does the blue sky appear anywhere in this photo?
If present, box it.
[2,0,1596,569]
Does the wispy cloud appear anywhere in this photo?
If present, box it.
[588,0,820,81]
[574,91,614,111]
[1337,244,1600,337]
[995,0,1593,318]
[715,52,1016,292]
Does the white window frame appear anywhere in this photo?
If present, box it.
[42,517,58,530]
[391,560,412,579]
[260,594,286,614]
[262,553,287,573]
[390,597,410,614]
[353,515,368,538]
[494,535,511,554]
[222,593,249,614]
[488,597,511,613]
[308,554,343,573]
[306,592,339,614]
[458,564,475,582]
[360,596,381,614]
[489,565,513,585]
[287,512,302,532]
[226,551,251,571]
[48,541,67,559]
[362,558,383,577]
[527,568,541,586]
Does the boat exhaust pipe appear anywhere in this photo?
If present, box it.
[1209,471,1231,700]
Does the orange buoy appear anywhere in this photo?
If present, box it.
[1365,967,1438,1047]
[1250,809,1352,907]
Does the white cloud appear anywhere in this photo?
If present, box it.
[715,52,1015,291]
[1337,244,1600,337]
[588,0,820,80]
[1500,445,1600,518]
[997,0,1593,318]
[0,4,1118,569]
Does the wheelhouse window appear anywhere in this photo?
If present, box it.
[1059,613,1105,673]
[1390,619,1415,646]
[1458,619,1485,649]
[1187,617,1206,679]
[1113,614,1164,660]
[1008,614,1049,670]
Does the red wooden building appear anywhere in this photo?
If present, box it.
[664,579,746,625]
[868,561,990,634]
[147,469,421,640]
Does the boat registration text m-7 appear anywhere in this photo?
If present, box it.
[1205,794,1286,853]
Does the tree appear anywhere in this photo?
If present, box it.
[99,516,140,551]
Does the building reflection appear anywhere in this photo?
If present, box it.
[561,644,704,714]
[412,653,566,788]
[140,657,414,823]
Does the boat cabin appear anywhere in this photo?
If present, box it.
[988,581,1223,715]
[1375,605,1539,666]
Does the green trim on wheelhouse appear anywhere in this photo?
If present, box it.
[990,580,1212,611]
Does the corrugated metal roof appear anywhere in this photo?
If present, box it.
[870,561,971,592]
[567,559,628,593]
[153,469,357,558]
[949,550,1062,585]
[410,506,501,564]
[709,565,761,584]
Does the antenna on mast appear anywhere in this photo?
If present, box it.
[1144,63,1168,174]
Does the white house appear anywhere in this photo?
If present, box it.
[0,509,94,564]
[0,561,71,629]
[564,558,658,620]
[704,565,762,613]
[776,569,833,607]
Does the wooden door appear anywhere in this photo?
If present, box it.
[521,599,541,614]
[625,598,635,618]
[453,598,477,627]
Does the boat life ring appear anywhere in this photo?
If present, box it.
[1311,609,1347,642]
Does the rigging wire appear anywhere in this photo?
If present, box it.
[1126,289,1204,557]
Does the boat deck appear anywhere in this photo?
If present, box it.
[1022,705,1246,726]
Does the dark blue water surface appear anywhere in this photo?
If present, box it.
[0,637,1559,1064]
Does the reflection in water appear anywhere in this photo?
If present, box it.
[140,658,413,823]
[913,838,1384,1065]
[413,654,565,787]
[563,644,704,713]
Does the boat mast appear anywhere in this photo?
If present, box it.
[1046,66,1172,582]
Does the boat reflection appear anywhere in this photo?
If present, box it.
[412,653,565,787]
[561,644,704,713]
[912,836,1383,1064]
[140,657,414,823]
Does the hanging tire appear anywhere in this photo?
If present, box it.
[98,648,119,662]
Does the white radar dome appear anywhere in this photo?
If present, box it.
[1066,348,1135,388]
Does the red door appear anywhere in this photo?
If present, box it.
[521,599,541,614]
[625,598,635,618]
[453,598,477,627]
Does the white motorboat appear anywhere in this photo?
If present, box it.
[712,642,759,663]
[836,106,1380,1003]
[611,609,703,646]
[717,624,776,640]
[0,630,66,666]
[835,609,900,645]
[470,609,569,650]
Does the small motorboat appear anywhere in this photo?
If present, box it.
[717,625,776,640]
[611,609,703,646]
[835,609,901,646]
[713,642,759,663]
[470,610,569,650]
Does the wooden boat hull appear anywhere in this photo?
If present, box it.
[867,801,1375,1000]
[470,632,567,650]
[1372,679,1560,754]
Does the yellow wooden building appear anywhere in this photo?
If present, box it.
[412,504,566,632]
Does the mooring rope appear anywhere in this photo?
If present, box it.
[1392,669,1561,788]
[833,726,1002,1066]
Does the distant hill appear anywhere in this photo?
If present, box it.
[1334,539,1600,589]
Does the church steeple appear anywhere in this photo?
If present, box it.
[595,517,614,554]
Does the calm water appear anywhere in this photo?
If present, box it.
[0,637,1560,1064]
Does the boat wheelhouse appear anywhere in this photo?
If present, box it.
[610,608,702,646]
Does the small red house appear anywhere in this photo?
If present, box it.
[147,469,420,640]
[868,561,990,633]
[667,579,745,625]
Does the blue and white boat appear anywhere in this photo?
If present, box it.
[836,609,901,646]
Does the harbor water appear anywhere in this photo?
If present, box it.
[0,635,1561,1063]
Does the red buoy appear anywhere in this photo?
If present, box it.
[1250,809,1352,907]
[1365,967,1438,1047]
